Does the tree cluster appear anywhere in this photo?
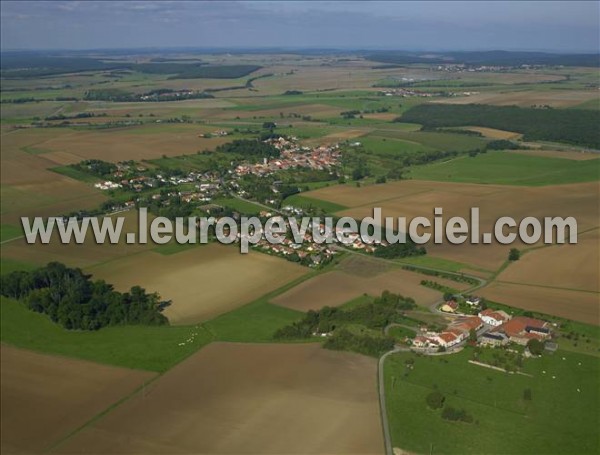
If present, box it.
[274,290,416,341]
[1,262,169,330]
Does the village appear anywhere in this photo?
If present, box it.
[233,136,341,177]
[69,135,385,266]
[378,88,479,98]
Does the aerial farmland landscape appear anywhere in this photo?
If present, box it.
[1,1,599,454]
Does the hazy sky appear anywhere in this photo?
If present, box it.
[1,1,598,52]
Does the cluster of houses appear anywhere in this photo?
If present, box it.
[234,138,341,177]
[379,88,445,98]
[198,130,229,138]
[250,217,381,265]
[431,63,539,73]
[412,306,552,351]
[413,316,483,349]
[378,88,479,98]
[94,181,122,190]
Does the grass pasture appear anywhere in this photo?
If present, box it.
[0,297,212,372]
[407,151,600,186]
[283,193,348,213]
[384,349,599,454]
[52,343,384,455]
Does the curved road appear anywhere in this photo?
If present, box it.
[372,257,489,455]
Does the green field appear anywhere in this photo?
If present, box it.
[397,255,493,274]
[0,297,212,372]
[1,224,23,242]
[358,135,433,156]
[50,165,102,183]
[385,348,599,454]
[408,152,600,185]
[0,257,37,275]
[283,193,348,213]
[375,129,489,151]
[205,299,305,342]
[213,197,265,215]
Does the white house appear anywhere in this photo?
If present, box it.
[478,309,511,327]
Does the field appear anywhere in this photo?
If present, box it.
[272,263,469,311]
[497,229,600,293]
[1,345,155,455]
[0,297,213,372]
[435,89,599,108]
[51,343,384,455]
[406,152,600,186]
[384,348,599,454]
[1,50,599,455]
[507,149,600,160]
[88,244,307,324]
[0,211,153,269]
[305,180,600,273]
[478,282,599,325]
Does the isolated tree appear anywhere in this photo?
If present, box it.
[508,248,521,261]
[469,329,478,343]
[527,338,544,356]
[426,391,445,410]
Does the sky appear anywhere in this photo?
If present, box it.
[1,1,599,52]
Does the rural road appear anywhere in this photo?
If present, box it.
[362,252,489,455]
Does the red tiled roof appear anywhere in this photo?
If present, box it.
[501,316,547,337]
[438,332,457,343]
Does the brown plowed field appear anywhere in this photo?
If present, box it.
[52,343,384,455]
[0,345,155,455]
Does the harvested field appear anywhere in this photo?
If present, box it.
[497,229,600,293]
[306,180,600,271]
[30,126,232,162]
[1,211,152,269]
[460,126,521,140]
[362,112,399,121]
[0,129,103,223]
[0,345,155,455]
[52,342,384,455]
[478,282,599,325]
[272,268,468,311]
[88,244,306,324]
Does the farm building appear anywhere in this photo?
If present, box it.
[478,308,511,327]
[480,332,509,347]
[497,316,551,345]
[441,300,459,313]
